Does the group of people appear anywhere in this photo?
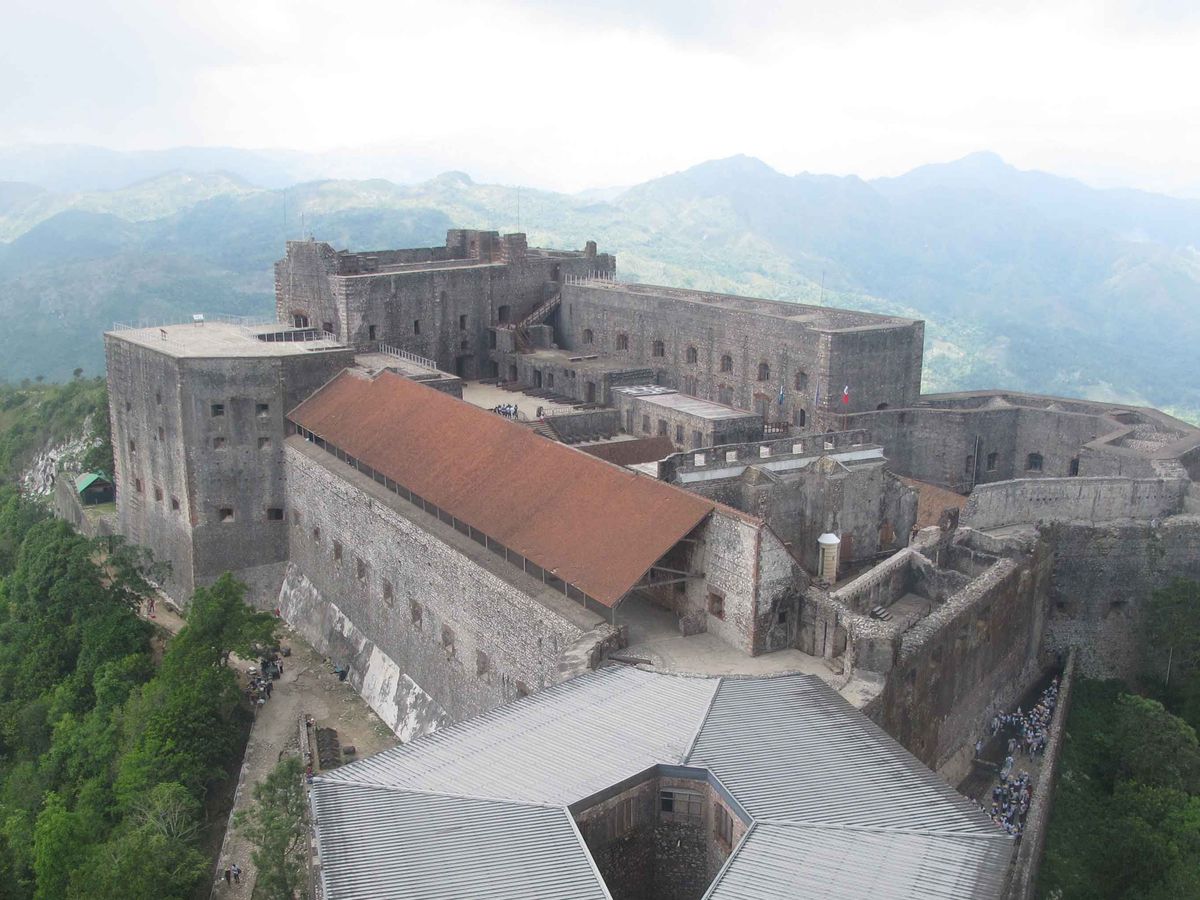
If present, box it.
[247,655,283,707]
[988,771,1033,837]
[492,403,520,418]
[974,676,1062,837]
[987,676,1060,759]
[222,863,242,887]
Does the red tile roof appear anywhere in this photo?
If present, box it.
[288,371,715,608]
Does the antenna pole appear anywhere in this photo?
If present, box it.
[517,187,521,233]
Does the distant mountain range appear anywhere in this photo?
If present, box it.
[0,148,1197,423]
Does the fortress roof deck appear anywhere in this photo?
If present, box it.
[570,280,920,331]
[105,321,347,358]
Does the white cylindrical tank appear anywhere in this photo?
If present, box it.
[817,533,841,583]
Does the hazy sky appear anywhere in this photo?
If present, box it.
[3,0,1199,193]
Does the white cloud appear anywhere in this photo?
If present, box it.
[1,0,1198,192]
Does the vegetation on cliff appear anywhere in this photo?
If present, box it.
[0,488,272,899]
[1039,579,1200,899]
[0,377,111,487]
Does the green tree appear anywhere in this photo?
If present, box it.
[236,756,307,900]
[168,573,276,670]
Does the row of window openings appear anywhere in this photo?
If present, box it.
[965,452,1077,475]
[210,402,271,418]
[131,480,283,522]
[293,426,604,610]
[292,514,527,691]
[583,332,808,386]
[609,791,733,844]
[130,434,272,453]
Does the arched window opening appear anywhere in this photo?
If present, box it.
[582,328,594,344]
[720,354,733,373]
[652,340,665,358]
[686,345,698,364]
[616,333,629,351]
[757,362,770,382]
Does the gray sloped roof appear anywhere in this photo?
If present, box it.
[689,676,994,831]
[311,667,1012,900]
[320,666,718,804]
[311,782,610,900]
[705,823,1012,900]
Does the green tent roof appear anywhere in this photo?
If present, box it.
[74,472,111,494]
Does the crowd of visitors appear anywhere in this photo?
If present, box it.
[493,403,520,418]
[247,655,283,708]
[975,676,1061,837]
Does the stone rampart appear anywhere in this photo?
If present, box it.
[280,439,616,731]
[963,476,1186,530]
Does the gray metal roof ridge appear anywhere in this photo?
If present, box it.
[560,806,616,900]
[749,819,1012,839]
[311,777,576,811]
[700,820,758,900]
[681,675,723,761]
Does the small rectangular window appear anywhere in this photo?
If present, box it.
[157,426,164,441]
[211,403,225,417]
[155,391,162,404]
[658,419,668,437]
[267,507,284,521]
[256,403,270,418]
[708,591,725,620]
[213,436,226,449]
[368,325,377,341]
[153,485,163,501]
[410,600,423,627]
[986,452,998,471]
[642,415,651,433]
[128,439,136,453]
[333,540,343,562]
[356,557,368,580]
[258,436,271,450]
[218,507,234,523]
[413,320,421,335]
[312,526,321,543]
[660,789,702,820]
[382,579,394,604]
[323,321,333,333]
[170,496,180,511]
[616,797,636,836]
[475,649,489,675]
[459,314,468,330]
[675,425,684,443]
[135,478,144,494]
[441,624,455,654]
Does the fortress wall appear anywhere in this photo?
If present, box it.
[866,545,1052,780]
[275,240,340,328]
[545,408,622,443]
[1043,515,1200,678]
[560,284,923,421]
[962,476,1186,530]
[281,440,608,727]
[106,336,197,601]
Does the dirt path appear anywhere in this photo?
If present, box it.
[140,596,397,899]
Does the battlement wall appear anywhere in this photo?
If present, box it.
[963,476,1186,529]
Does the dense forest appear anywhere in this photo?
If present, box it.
[0,487,274,898]
[0,377,111,486]
[1039,579,1200,899]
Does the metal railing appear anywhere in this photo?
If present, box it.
[111,313,277,332]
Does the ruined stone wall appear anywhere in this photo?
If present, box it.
[963,476,1187,530]
[573,774,745,900]
[281,439,609,728]
[560,284,923,422]
[845,403,1117,491]
[866,540,1052,780]
[274,240,340,328]
[1043,514,1200,678]
[544,408,623,443]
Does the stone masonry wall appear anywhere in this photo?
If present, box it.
[1043,514,1200,678]
[282,439,611,726]
[560,283,923,423]
[963,476,1186,530]
[867,539,1052,781]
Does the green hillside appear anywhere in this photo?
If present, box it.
[1,154,1197,422]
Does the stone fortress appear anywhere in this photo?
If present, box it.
[95,229,1200,898]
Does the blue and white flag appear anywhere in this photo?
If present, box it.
[777,383,785,406]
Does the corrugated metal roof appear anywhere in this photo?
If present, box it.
[312,668,1012,900]
[74,472,110,493]
[288,370,714,606]
[689,676,995,831]
[311,782,610,900]
[704,823,1012,900]
[321,666,719,805]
